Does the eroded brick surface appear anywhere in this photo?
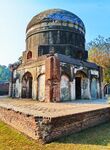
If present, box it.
[0,98,110,143]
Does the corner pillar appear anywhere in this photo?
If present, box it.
[45,55,60,102]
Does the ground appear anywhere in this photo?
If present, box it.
[0,120,110,150]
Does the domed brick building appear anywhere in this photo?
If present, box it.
[9,9,103,101]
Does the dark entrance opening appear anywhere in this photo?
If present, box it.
[22,72,32,98]
[75,77,81,99]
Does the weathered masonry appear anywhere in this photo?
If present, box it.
[0,100,110,143]
[9,9,103,101]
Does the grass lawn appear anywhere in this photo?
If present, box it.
[0,121,110,150]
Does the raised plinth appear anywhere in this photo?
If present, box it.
[0,99,110,143]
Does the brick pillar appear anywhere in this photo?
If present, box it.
[45,55,60,102]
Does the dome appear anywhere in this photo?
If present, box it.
[26,9,85,34]
[26,9,87,60]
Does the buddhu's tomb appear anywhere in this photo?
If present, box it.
[9,9,103,102]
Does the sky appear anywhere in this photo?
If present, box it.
[0,0,110,66]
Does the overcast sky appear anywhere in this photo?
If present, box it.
[0,0,110,66]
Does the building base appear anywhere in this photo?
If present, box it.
[0,99,110,143]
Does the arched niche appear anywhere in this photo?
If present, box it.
[60,74,70,101]
[91,77,97,99]
[27,51,32,59]
[37,74,45,101]
[104,84,110,96]
[22,72,32,98]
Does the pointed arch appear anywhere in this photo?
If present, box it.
[60,74,70,101]
[37,74,45,101]
[22,72,33,98]
[27,51,32,59]
[75,70,88,99]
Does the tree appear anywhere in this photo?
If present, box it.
[0,65,11,83]
[87,35,110,84]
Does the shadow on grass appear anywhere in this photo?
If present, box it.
[55,122,110,146]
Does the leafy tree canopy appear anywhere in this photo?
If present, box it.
[87,35,110,84]
[0,65,11,83]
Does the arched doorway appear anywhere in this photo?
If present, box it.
[60,75,70,101]
[75,71,88,99]
[37,74,45,101]
[22,72,32,98]
[104,84,110,96]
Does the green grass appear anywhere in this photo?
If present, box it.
[0,121,110,150]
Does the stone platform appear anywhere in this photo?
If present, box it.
[0,98,110,143]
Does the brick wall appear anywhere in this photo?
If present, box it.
[0,107,110,143]
[45,55,60,102]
